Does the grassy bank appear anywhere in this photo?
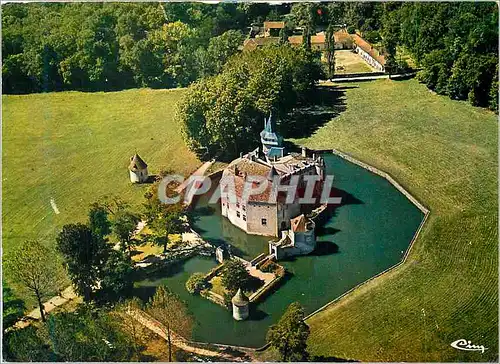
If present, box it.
[292,79,497,362]
[2,88,200,291]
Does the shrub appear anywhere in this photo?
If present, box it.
[261,261,278,273]
[346,26,356,34]
[185,272,207,294]
[220,259,253,293]
[362,30,380,44]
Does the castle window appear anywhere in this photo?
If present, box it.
[242,205,246,211]
[237,211,241,218]
[261,218,267,226]
[243,215,246,221]
[236,202,240,209]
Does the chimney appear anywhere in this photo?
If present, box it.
[301,147,307,158]
[240,152,243,158]
[312,153,316,160]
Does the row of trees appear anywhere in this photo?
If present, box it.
[2,2,262,93]
[178,44,323,160]
[396,3,498,110]
[3,186,194,361]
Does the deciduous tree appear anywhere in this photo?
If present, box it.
[45,305,134,361]
[325,25,336,79]
[185,272,208,294]
[220,258,252,294]
[112,297,145,359]
[56,223,108,301]
[5,240,64,322]
[147,286,192,362]
[113,210,141,255]
[266,302,310,361]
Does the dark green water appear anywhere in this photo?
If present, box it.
[135,153,424,347]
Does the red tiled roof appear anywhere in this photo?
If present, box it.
[334,30,352,44]
[352,34,386,66]
[288,35,302,45]
[223,158,274,203]
[287,33,326,46]
[264,21,285,29]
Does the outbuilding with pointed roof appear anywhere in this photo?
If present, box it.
[232,288,250,320]
[129,153,149,183]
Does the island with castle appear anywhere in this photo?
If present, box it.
[127,114,335,322]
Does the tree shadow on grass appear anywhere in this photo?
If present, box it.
[311,354,359,362]
[279,86,351,139]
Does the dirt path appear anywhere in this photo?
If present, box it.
[128,309,255,362]
[12,286,78,330]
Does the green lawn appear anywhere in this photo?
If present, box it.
[291,79,498,361]
[2,88,200,292]
[333,50,375,74]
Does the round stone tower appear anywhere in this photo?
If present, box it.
[129,153,148,183]
[231,288,249,321]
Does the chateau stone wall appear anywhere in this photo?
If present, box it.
[246,203,278,236]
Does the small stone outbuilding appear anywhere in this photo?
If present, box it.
[129,153,148,183]
[232,288,249,321]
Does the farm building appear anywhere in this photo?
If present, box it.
[352,34,386,72]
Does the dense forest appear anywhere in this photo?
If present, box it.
[2,2,498,110]
[1,2,287,93]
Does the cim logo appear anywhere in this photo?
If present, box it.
[450,339,487,354]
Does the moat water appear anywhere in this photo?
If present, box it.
[135,153,424,347]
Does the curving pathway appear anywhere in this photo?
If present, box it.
[128,309,255,362]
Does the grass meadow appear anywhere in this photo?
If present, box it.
[2,88,200,299]
[292,79,498,362]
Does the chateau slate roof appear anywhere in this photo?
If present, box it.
[129,153,148,171]
[232,288,249,306]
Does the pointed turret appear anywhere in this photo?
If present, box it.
[231,288,249,320]
[260,112,284,161]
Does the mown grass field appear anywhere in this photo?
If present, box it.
[291,79,498,362]
[2,88,200,296]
